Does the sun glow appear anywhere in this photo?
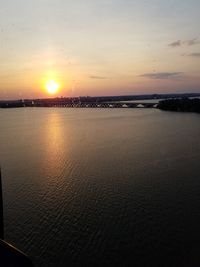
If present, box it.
[46,80,59,95]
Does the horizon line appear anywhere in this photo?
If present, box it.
[1,92,200,102]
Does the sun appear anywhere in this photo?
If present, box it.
[46,80,59,95]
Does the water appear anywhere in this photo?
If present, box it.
[0,108,200,267]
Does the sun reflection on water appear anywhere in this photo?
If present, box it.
[43,111,68,179]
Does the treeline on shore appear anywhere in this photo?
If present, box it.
[158,98,200,113]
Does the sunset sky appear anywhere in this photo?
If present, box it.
[0,0,200,99]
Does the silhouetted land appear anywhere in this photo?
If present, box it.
[0,93,200,108]
[158,98,200,113]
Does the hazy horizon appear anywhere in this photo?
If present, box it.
[1,91,200,102]
[0,0,200,99]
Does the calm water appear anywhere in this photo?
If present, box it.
[0,108,200,267]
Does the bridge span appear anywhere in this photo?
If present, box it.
[0,100,158,109]
[32,102,158,108]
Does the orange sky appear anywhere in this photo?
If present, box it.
[0,0,200,99]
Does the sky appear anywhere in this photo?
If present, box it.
[0,0,200,99]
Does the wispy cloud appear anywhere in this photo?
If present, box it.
[169,40,181,48]
[169,38,200,48]
[187,52,200,57]
[89,75,108,79]
[140,72,183,80]
[185,38,200,46]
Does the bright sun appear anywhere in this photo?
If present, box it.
[46,80,59,95]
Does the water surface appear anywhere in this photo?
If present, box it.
[0,108,200,266]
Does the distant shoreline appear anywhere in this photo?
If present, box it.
[158,98,200,113]
[1,93,200,109]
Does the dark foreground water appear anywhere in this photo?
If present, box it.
[0,108,200,267]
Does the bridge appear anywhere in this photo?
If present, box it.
[0,99,158,109]
[31,101,158,108]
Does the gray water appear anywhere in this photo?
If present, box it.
[0,108,200,267]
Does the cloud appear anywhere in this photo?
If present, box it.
[89,75,108,79]
[169,38,200,48]
[185,38,200,46]
[187,52,200,57]
[140,72,183,80]
[169,40,181,48]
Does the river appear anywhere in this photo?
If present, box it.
[0,108,200,266]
